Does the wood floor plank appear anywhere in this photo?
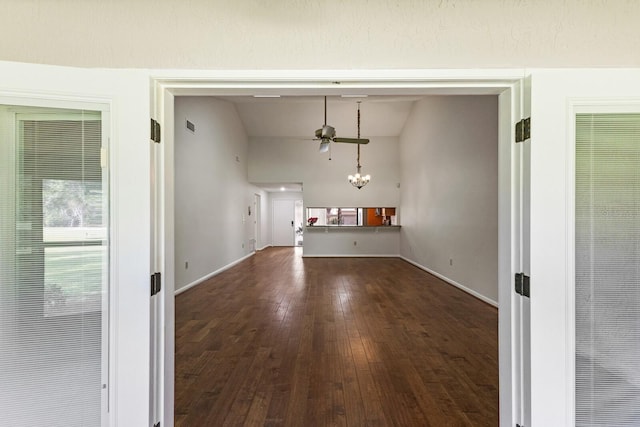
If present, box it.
[175,247,498,426]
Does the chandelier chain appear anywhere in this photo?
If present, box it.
[357,102,361,168]
[348,101,370,189]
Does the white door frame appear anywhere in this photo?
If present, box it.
[151,69,527,427]
[253,193,261,251]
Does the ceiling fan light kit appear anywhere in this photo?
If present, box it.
[313,96,369,153]
[310,96,372,189]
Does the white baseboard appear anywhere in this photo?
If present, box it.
[399,256,498,307]
[256,244,271,251]
[302,254,398,258]
[175,252,255,295]
[175,251,498,307]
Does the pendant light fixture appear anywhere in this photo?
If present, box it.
[347,102,371,189]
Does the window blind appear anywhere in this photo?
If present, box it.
[0,106,108,426]
[575,113,640,426]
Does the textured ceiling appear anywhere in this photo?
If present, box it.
[2,1,639,68]
[217,96,421,138]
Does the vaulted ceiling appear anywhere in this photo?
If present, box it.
[199,92,498,192]
[214,95,422,139]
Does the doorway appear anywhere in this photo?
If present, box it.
[153,71,525,427]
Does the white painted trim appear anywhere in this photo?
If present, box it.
[151,68,527,83]
[565,100,578,427]
[158,87,175,427]
[152,69,526,99]
[256,245,271,251]
[174,252,255,295]
[400,256,499,308]
[498,82,520,427]
[154,71,525,427]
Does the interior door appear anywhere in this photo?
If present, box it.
[272,199,295,246]
[0,104,109,427]
[0,61,152,426]
[529,69,640,426]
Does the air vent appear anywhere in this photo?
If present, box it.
[186,119,195,133]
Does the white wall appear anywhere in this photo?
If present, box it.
[174,97,267,291]
[399,96,498,304]
[249,136,401,255]
[269,190,303,202]
[304,227,400,257]
[1,1,639,68]
[249,137,400,207]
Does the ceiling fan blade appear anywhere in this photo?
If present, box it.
[319,140,330,153]
[333,137,370,144]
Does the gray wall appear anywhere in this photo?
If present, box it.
[249,136,401,256]
[249,136,400,208]
[174,97,267,291]
[399,96,499,304]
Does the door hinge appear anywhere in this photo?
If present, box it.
[151,272,162,296]
[515,117,531,143]
[515,272,530,297]
[150,118,161,143]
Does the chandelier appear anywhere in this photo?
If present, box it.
[347,102,371,189]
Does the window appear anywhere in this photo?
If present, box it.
[306,207,398,226]
[0,108,108,426]
[43,179,106,317]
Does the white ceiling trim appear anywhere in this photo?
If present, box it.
[155,69,525,139]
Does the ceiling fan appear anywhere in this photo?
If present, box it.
[314,96,369,153]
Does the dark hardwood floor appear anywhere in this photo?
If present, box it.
[175,247,498,426]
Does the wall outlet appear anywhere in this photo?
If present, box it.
[353,241,357,246]
[449,258,453,266]
[242,243,245,249]
[185,261,189,269]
